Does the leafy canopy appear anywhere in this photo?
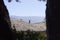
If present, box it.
[8,0,19,2]
[8,0,46,2]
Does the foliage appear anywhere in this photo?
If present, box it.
[8,0,20,2]
[12,28,47,40]
[38,0,46,1]
[8,0,46,2]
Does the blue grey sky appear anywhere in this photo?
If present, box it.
[4,0,46,17]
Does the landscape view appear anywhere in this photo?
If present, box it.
[4,0,47,40]
[11,16,46,31]
[1,0,59,40]
[10,16,46,31]
[10,16,47,40]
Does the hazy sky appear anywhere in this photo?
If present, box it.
[4,0,46,17]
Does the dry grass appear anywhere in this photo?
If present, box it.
[11,19,46,31]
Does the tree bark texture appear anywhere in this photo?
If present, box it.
[46,0,60,40]
[0,0,12,40]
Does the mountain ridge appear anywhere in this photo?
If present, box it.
[10,16,45,23]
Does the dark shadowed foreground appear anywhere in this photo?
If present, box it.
[0,0,12,40]
[46,0,60,40]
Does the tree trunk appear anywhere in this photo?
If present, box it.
[0,0,12,40]
[46,0,60,40]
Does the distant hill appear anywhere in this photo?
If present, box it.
[10,16,46,31]
[10,16,45,23]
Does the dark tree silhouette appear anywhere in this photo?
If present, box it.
[46,0,60,40]
[0,0,21,40]
[0,0,12,40]
[39,0,60,40]
[0,0,21,39]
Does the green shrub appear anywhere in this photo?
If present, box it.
[12,29,47,40]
